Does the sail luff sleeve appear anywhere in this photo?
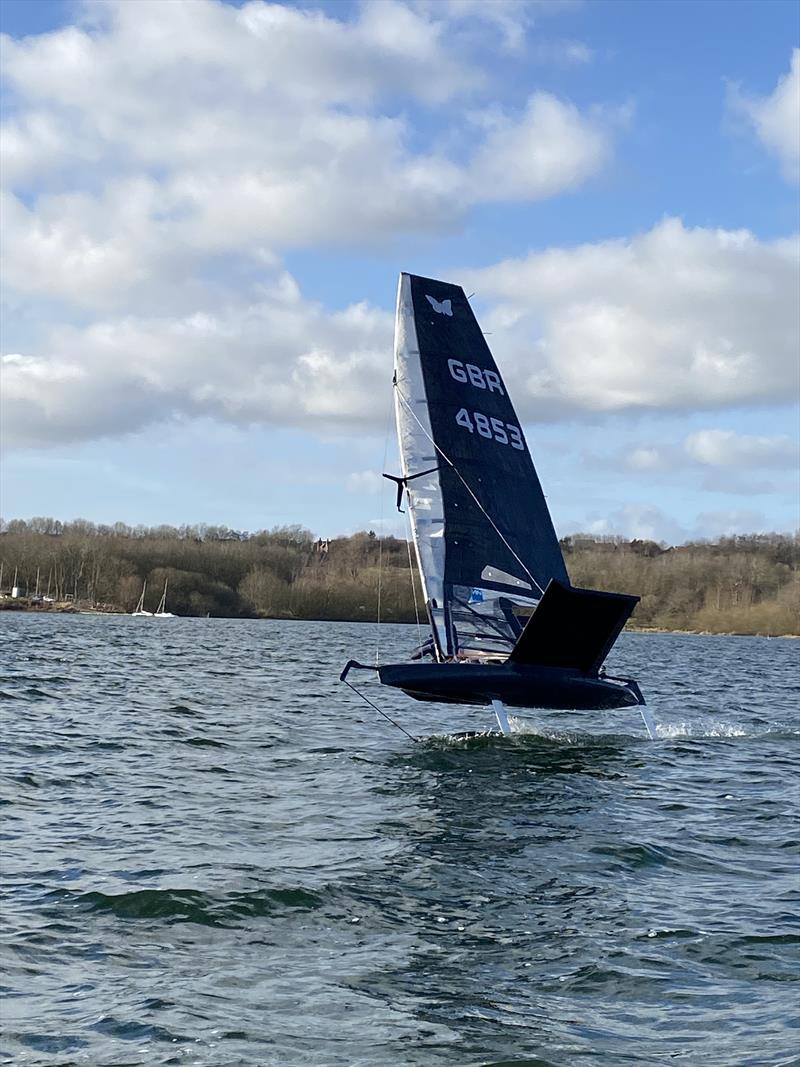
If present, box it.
[393,273,450,656]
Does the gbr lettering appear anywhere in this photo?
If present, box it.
[447,359,504,395]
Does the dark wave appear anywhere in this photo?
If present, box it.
[51,885,324,926]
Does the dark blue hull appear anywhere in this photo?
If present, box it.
[377,661,644,711]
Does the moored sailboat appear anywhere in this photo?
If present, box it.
[341,273,653,738]
[154,579,175,618]
[132,581,152,617]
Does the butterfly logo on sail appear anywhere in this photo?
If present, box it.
[425,294,453,316]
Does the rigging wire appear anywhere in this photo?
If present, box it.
[342,677,419,743]
[394,389,547,597]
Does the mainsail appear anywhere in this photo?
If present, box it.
[393,273,568,659]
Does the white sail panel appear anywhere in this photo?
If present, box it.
[393,274,448,658]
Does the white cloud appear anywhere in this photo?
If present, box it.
[2,83,612,311]
[626,446,669,471]
[3,6,796,455]
[580,505,687,544]
[684,429,799,468]
[603,428,797,496]
[411,0,587,58]
[1,184,164,309]
[3,0,476,116]
[731,48,800,182]
[0,270,393,447]
[566,503,788,543]
[469,93,612,200]
[0,0,624,449]
[619,429,798,475]
[4,218,799,448]
[693,508,773,537]
[462,218,800,416]
[0,0,614,312]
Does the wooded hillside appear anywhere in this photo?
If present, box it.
[0,518,797,635]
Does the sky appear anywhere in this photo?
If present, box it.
[1,0,798,544]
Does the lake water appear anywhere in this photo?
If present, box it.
[1,614,798,1066]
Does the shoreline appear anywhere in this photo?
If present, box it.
[1,600,797,638]
[627,626,798,638]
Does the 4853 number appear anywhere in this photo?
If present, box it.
[455,408,524,449]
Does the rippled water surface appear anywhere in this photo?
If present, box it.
[1,614,798,1066]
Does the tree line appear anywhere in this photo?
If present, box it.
[0,518,797,636]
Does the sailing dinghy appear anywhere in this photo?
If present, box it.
[154,579,175,618]
[341,273,653,738]
[132,581,153,617]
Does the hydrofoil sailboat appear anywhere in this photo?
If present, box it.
[341,273,653,738]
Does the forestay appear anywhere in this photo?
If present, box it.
[393,273,568,659]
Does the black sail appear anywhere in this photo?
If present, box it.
[394,273,567,658]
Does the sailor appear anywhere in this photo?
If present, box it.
[410,636,436,660]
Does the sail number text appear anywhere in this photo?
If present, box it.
[448,359,505,395]
[455,408,524,449]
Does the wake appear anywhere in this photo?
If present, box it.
[423,715,799,747]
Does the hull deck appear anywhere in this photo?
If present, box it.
[377,661,644,711]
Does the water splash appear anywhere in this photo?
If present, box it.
[656,720,749,738]
[654,720,800,739]
[424,715,798,748]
